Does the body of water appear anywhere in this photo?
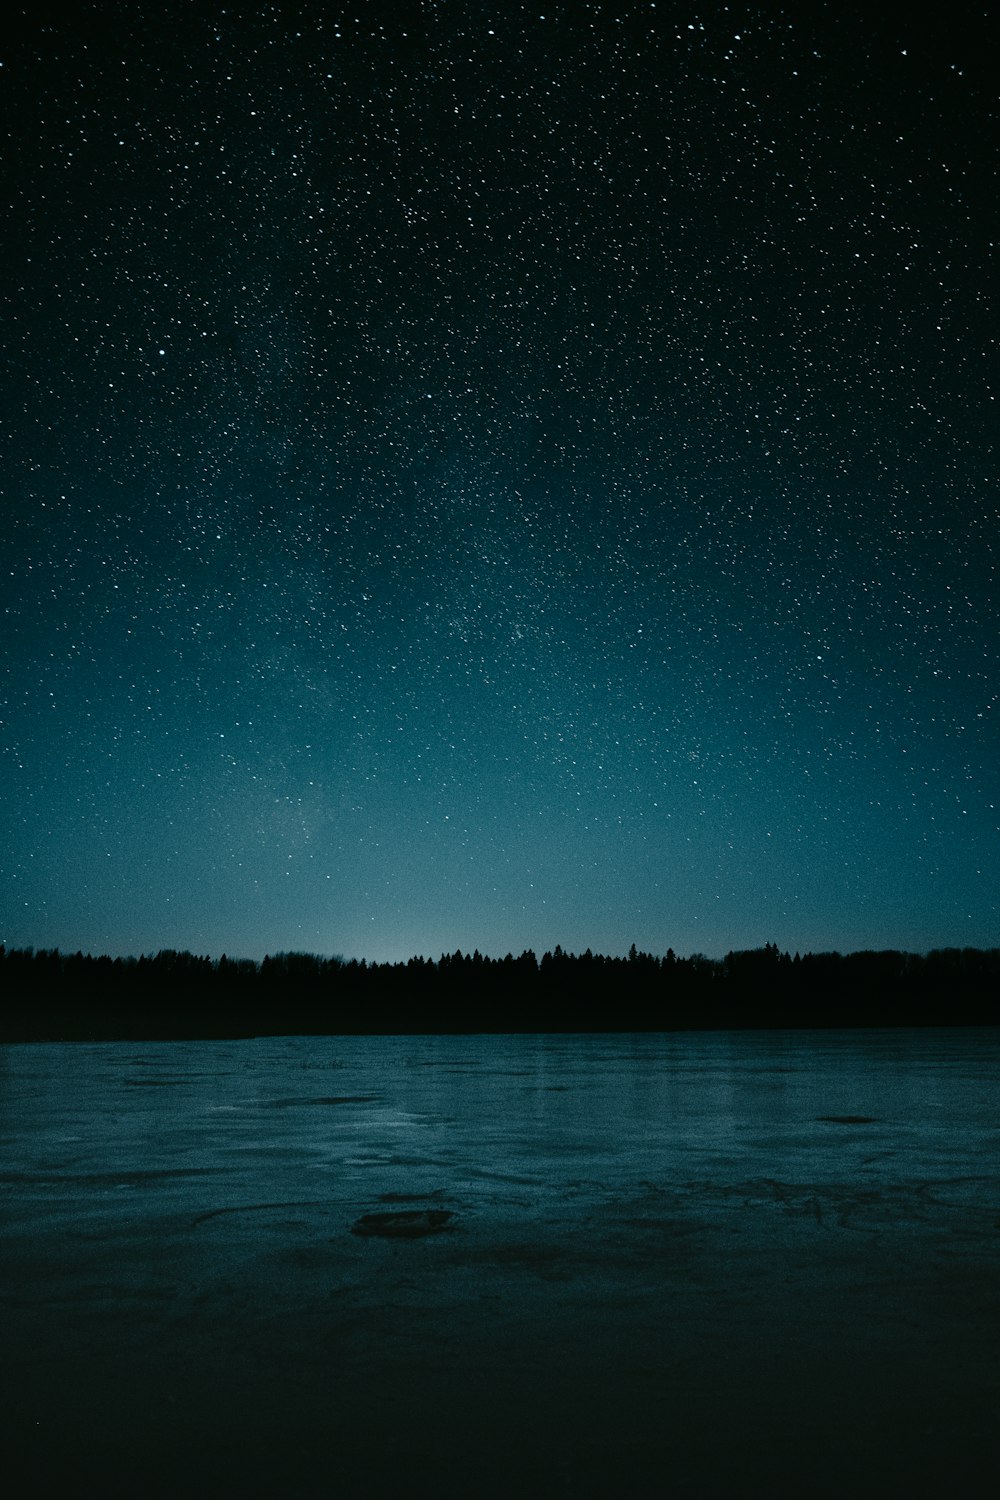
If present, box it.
[2,1029,998,1496]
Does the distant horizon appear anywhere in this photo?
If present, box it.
[5,941,996,1043]
[4,936,997,967]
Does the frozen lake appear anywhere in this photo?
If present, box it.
[2,1029,999,1497]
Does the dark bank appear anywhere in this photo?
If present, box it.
[1,942,998,1041]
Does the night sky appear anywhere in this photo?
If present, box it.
[2,2,997,965]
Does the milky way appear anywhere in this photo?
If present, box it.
[2,3,996,962]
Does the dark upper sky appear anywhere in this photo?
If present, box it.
[1,1,997,963]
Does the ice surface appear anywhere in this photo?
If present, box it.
[2,1029,999,1496]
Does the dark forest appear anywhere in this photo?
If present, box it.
[2,942,997,1041]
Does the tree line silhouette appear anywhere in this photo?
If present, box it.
[1,941,997,1040]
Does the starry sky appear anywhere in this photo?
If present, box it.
[2,1,997,964]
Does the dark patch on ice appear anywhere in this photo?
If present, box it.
[121,1078,183,1087]
[377,1190,449,1203]
[350,1209,455,1238]
[817,1115,879,1125]
[192,1199,326,1227]
[265,1095,380,1108]
[0,1167,227,1186]
[410,1058,483,1067]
